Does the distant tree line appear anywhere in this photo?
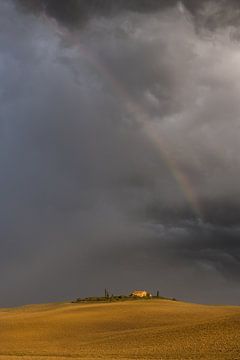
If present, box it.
[72,289,176,303]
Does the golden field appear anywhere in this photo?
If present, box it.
[0,299,239,360]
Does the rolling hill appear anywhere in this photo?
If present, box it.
[0,299,239,359]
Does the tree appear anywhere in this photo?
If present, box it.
[104,289,110,298]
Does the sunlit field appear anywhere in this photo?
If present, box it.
[0,299,239,359]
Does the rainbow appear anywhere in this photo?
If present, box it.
[51,22,203,220]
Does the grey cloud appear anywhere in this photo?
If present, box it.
[15,0,179,27]
[97,221,240,304]
[15,0,185,26]
[15,0,240,31]
[0,0,240,306]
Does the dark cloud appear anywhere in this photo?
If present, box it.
[97,221,240,303]
[15,0,239,28]
[15,0,182,26]
[0,0,240,306]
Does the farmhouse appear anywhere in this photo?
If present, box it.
[130,290,152,298]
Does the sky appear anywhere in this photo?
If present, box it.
[0,0,240,306]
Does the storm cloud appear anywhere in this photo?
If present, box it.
[16,0,240,30]
[0,0,240,306]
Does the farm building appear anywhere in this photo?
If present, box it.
[130,290,152,298]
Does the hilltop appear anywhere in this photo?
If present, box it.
[0,299,239,359]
